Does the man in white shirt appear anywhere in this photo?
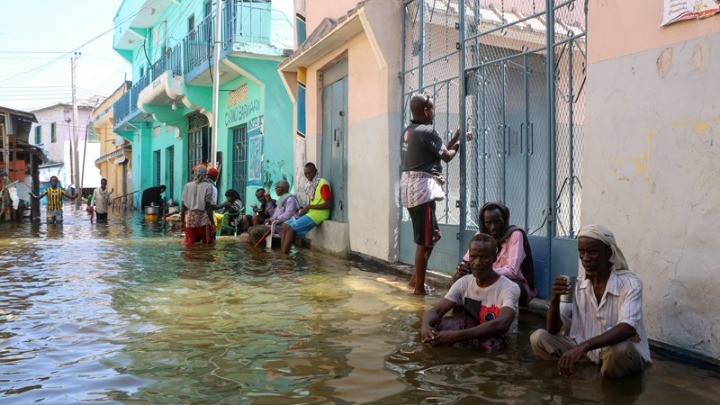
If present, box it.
[91,179,113,223]
[421,233,520,351]
[530,224,652,378]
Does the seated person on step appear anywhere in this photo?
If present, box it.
[454,202,536,307]
[421,233,520,352]
[249,180,298,246]
[529,224,652,379]
[280,162,332,254]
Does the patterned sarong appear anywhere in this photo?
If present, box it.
[400,171,445,209]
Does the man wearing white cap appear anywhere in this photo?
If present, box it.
[530,224,652,378]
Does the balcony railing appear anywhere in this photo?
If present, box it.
[183,13,215,74]
[113,0,293,129]
[113,74,150,126]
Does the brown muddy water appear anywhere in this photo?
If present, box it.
[0,210,719,404]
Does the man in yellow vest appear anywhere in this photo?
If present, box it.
[280,162,332,254]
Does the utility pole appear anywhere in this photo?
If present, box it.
[211,0,222,168]
[71,52,81,208]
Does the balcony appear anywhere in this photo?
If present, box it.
[112,0,293,130]
[113,74,149,131]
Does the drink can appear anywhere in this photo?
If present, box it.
[559,275,577,303]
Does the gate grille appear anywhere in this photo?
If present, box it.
[401,0,587,286]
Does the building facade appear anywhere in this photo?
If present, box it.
[281,0,586,301]
[112,0,295,209]
[280,0,404,259]
[93,83,134,210]
[584,0,720,361]
[30,99,103,194]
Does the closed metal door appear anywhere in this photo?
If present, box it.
[321,61,348,223]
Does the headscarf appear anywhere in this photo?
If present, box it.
[194,165,208,183]
[304,172,321,202]
[478,202,535,289]
[577,224,629,271]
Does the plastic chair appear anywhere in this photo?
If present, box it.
[216,211,241,236]
[266,221,281,248]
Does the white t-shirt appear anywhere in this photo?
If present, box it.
[445,274,521,333]
[92,188,112,213]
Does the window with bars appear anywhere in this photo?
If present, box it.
[51,123,56,143]
[187,113,210,178]
[232,125,248,206]
[154,150,161,187]
[167,146,174,200]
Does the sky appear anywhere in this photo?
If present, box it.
[0,0,132,111]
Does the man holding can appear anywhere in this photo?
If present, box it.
[529,224,652,378]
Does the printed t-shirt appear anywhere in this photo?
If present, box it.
[444,275,521,334]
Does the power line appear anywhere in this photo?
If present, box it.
[0,51,68,54]
[0,0,166,85]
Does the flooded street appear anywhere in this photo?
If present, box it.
[1,210,719,404]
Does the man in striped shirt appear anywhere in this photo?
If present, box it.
[31,176,78,224]
[530,224,651,378]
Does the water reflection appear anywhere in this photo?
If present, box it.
[0,210,719,404]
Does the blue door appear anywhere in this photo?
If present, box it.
[321,60,348,223]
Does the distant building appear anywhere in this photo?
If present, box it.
[112,0,295,209]
[29,97,104,196]
[0,106,48,220]
[93,82,134,210]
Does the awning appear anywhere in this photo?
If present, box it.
[279,6,365,72]
[95,146,131,166]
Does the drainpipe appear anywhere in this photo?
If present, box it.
[211,0,223,168]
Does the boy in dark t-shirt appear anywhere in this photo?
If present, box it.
[400,93,467,295]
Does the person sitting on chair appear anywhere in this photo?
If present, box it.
[214,189,243,232]
[248,180,298,246]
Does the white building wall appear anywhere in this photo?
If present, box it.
[584,31,720,360]
[31,103,101,189]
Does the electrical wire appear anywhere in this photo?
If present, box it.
[0,0,167,85]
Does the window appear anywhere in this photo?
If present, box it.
[187,113,209,178]
[166,146,174,202]
[232,125,248,206]
[154,150,161,187]
[51,123,57,143]
[34,126,42,144]
[188,14,195,33]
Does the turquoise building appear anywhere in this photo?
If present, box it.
[112,0,295,209]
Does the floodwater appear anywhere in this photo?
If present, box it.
[1,210,719,405]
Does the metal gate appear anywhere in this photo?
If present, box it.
[231,125,248,207]
[187,113,210,179]
[401,0,586,297]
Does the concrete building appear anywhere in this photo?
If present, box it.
[29,98,103,194]
[112,0,295,209]
[280,0,587,301]
[93,82,134,210]
[279,0,404,259]
[584,1,720,361]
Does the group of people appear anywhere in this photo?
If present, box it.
[403,93,651,378]
[179,162,332,254]
[420,224,651,379]
[30,175,113,224]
